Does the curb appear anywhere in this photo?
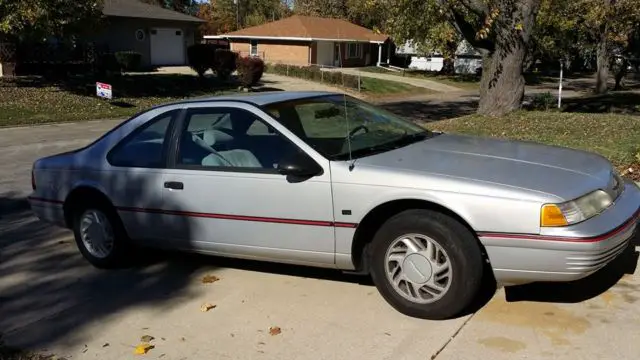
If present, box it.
[0,117,126,130]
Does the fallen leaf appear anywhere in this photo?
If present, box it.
[201,303,216,312]
[57,240,69,245]
[268,326,281,336]
[142,327,149,330]
[384,332,391,336]
[134,343,154,355]
[159,354,166,358]
[140,335,154,343]
[180,337,186,342]
[102,343,110,347]
[161,337,166,341]
[82,348,88,353]
[258,341,265,345]
[201,275,220,284]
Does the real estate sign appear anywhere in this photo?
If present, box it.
[96,82,112,100]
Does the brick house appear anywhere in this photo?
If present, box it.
[204,15,392,67]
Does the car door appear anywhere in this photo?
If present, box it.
[160,103,337,267]
[103,109,179,243]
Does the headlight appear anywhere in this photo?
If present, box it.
[541,189,614,227]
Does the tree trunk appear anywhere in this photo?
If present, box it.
[439,40,458,75]
[614,57,628,90]
[473,0,540,116]
[440,57,455,75]
[596,33,610,94]
[477,44,527,116]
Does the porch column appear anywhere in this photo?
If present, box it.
[377,44,382,66]
[387,42,391,63]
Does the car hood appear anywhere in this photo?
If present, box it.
[355,133,613,201]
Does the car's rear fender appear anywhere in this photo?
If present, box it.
[62,181,114,228]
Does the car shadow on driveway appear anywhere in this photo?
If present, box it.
[0,195,372,352]
[504,232,640,304]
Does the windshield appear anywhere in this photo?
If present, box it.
[263,95,432,161]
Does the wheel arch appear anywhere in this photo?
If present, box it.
[350,199,483,273]
[63,185,116,228]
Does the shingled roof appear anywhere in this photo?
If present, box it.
[103,0,204,23]
[213,15,388,43]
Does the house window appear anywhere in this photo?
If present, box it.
[347,43,362,59]
[250,40,258,56]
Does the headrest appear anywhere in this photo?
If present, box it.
[202,129,234,147]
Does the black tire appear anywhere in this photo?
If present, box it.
[71,200,132,269]
[369,209,484,320]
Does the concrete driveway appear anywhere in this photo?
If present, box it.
[1,119,639,360]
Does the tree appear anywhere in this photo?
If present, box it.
[577,0,640,94]
[528,0,582,71]
[375,0,542,116]
[140,0,199,15]
[197,0,292,35]
[293,0,349,19]
[196,0,237,35]
[0,0,104,39]
[378,1,461,74]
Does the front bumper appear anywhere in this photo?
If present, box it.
[480,181,640,286]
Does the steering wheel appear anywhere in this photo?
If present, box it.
[348,125,370,138]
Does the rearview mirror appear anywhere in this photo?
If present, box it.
[276,153,323,178]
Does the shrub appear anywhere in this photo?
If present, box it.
[213,49,238,81]
[264,63,360,90]
[187,44,216,78]
[114,51,142,71]
[237,56,265,88]
[531,91,556,111]
[95,52,120,75]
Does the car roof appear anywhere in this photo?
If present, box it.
[175,91,346,107]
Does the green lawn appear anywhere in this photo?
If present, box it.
[361,67,481,91]
[361,67,566,91]
[0,74,235,127]
[424,111,640,171]
[360,77,434,96]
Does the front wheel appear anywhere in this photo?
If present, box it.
[369,209,484,320]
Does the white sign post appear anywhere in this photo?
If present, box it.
[96,82,113,100]
[558,60,563,109]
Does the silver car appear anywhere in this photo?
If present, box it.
[29,91,639,319]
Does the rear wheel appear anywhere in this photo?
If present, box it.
[369,209,484,320]
[72,202,131,269]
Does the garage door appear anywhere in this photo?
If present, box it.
[150,28,185,66]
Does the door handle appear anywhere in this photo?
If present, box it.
[164,181,184,190]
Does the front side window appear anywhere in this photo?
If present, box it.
[108,112,174,168]
[177,107,305,171]
[263,95,432,161]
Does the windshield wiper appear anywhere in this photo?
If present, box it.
[344,131,433,160]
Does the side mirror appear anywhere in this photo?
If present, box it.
[276,153,323,178]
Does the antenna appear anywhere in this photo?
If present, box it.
[337,27,355,171]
